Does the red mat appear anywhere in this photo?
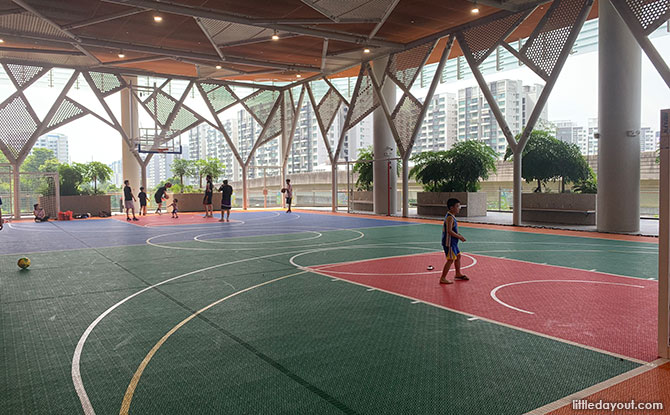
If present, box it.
[309,252,657,362]
[112,213,232,227]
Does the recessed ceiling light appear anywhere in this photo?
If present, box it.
[215,65,222,69]
[471,2,480,14]
[0,39,5,43]
[296,74,302,78]
[272,31,279,41]
[118,51,125,58]
[363,48,371,53]
[153,14,163,22]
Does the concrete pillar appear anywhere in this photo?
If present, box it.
[597,0,641,233]
[121,77,141,192]
[513,152,522,225]
[402,157,409,217]
[372,56,397,215]
[330,164,337,211]
[12,162,20,219]
[242,164,248,210]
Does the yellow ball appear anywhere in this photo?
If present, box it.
[17,257,30,269]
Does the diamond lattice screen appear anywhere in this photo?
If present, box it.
[167,106,200,133]
[0,96,39,159]
[317,88,342,132]
[283,90,295,139]
[520,0,590,79]
[300,0,397,21]
[144,91,176,126]
[386,41,434,90]
[202,83,237,112]
[258,101,283,146]
[624,0,670,33]
[346,65,379,130]
[5,64,45,88]
[46,98,86,130]
[243,90,280,125]
[391,95,422,155]
[460,10,530,66]
[87,72,124,96]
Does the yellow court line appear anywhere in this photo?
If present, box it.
[119,270,308,415]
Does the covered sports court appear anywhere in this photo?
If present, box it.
[1,0,669,414]
[0,211,663,414]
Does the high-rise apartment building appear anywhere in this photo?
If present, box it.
[34,133,69,163]
[458,80,524,156]
[640,127,659,153]
[109,160,122,187]
[553,119,598,155]
[414,92,457,153]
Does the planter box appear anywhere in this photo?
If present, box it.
[522,193,596,225]
[416,192,487,217]
[351,191,373,212]
[170,192,223,212]
[58,195,112,216]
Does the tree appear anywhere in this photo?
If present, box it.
[57,163,85,196]
[84,161,113,194]
[199,158,226,183]
[504,130,592,192]
[445,140,497,192]
[353,146,373,191]
[22,148,57,172]
[410,151,451,192]
[410,141,496,192]
[171,158,194,186]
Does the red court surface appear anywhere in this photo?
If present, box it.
[112,212,240,227]
[309,252,657,362]
[548,362,670,414]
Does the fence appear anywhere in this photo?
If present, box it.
[0,165,59,219]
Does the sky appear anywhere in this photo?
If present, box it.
[6,29,670,165]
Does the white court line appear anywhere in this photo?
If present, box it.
[490,280,646,315]
[146,228,363,251]
[524,358,668,415]
[194,230,323,245]
[467,317,479,321]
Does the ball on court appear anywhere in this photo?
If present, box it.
[17,257,30,269]
[427,265,434,270]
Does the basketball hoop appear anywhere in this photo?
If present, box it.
[156,148,169,154]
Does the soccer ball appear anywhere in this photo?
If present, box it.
[17,257,30,269]
[281,188,286,193]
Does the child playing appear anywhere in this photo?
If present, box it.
[138,187,148,216]
[281,178,293,213]
[168,198,179,218]
[439,198,469,284]
[33,204,49,222]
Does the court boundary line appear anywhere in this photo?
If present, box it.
[523,358,668,415]
[290,248,650,365]
[294,209,659,243]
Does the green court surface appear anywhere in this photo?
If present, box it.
[0,217,658,414]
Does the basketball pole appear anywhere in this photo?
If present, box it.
[659,109,670,359]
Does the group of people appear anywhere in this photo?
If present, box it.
[121,175,239,222]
